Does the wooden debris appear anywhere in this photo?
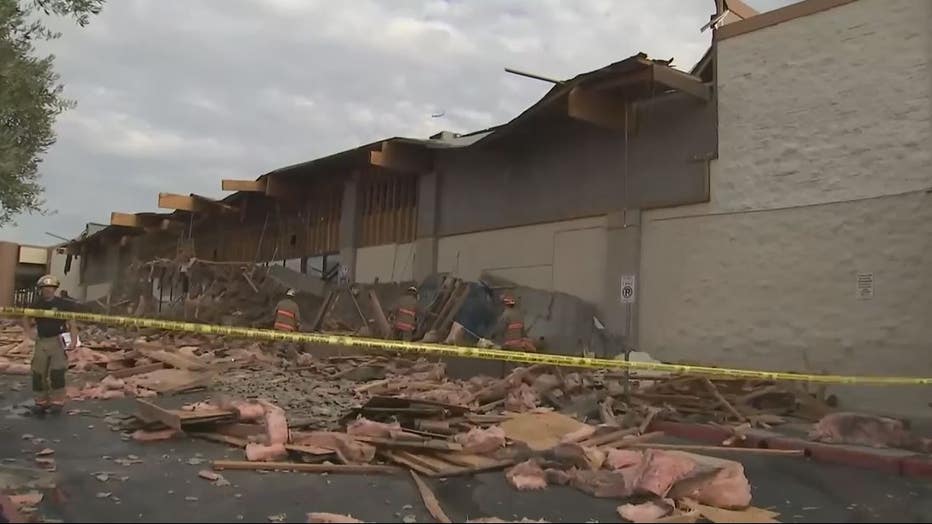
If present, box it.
[135,399,234,431]
[212,460,400,474]
[411,471,452,524]
[354,435,463,452]
[626,443,804,456]
[600,431,665,450]
[578,427,639,448]
[703,378,747,422]
[110,362,165,379]
[680,500,780,523]
[500,411,588,451]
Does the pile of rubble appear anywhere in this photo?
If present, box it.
[106,257,324,327]
[3,319,930,523]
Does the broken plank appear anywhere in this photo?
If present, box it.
[652,510,701,524]
[411,471,452,524]
[188,432,248,448]
[354,436,462,452]
[432,452,499,469]
[390,451,459,476]
[161,373,215,396]
[135,399,182,431]
[599,431,665,450]
[137,347,207,371]
[211,461,400,474]
[703,378,747,422]
[285,444,337,456]
[380,451,436,476]
[578,427,639,447]
[215,423,266,440]
[626,443,804,456]
[434,458,517,478]
[680,500,780,524]
[110,362,165,379]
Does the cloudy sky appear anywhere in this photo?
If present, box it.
[2,0,792,244]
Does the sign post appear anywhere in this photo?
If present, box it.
[619,273,637,398]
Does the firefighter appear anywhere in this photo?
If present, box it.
[21,275,78,415]
[273,289,302,359]
[273,289,301,332]
[390,286,419,341]
[493,294,536,351]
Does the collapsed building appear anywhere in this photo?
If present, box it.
[28,0,932,414]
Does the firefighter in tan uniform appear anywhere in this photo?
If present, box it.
[390,286,419,341]
[273,289,301,332]
[273,289,302,358]
[21,275,78,415]
[493,295,536,351]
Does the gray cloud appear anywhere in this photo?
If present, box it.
[2,0,793,244]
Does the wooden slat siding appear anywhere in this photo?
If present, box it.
[361,180,371,246]
[331,185,341,252]
[407,176,417,242]
[378,179,387,245]
[395,178,403,243]
[311,191,319,255]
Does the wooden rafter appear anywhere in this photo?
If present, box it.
[370,141,432,173]
[264,174,306,200]
[652,65,711,102]
[222,179,267,192]
[158,193,196,211]
[158,192,237,213]
[567,87,634,131]
[110,212,141,228]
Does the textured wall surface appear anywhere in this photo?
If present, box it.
[48,249,83,300]
[640,0,932,414]
[355,243,415,284]
[437,217,606,304]
[435,92,714,237]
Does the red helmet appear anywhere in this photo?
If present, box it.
[502,295,516,306]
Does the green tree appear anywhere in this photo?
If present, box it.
[0,0,103,225]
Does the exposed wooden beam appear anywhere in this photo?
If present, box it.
[222,179,267,192]
[191,194,238,213]
[158,192,196,211]
[110,212,141,228]
[370,141,432,173]
[652,66,711,102]
[586,66,653,93]
[567,87,637,134]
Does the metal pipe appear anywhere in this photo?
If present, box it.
[504,67,564,85]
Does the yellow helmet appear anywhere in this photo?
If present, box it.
[36,275,60,289]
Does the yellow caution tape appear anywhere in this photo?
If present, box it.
[2,307,930,386]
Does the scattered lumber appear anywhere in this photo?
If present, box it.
[411,471,452,524]
[212,461,401,474]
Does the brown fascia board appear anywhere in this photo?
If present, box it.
[717,0,859,40]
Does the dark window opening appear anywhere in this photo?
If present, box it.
[289,234,297,247]
[212,249,218,260]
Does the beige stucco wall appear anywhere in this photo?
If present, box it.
[437,216,607,305]
[640,0,932,414]
[355,243,415,284]
[18,246,49,266]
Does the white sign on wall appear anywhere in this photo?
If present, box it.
[856,272,874,300]
[620,274,636,304]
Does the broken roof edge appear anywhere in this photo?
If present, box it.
[716,0,858,40]
[471,52,706,146]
